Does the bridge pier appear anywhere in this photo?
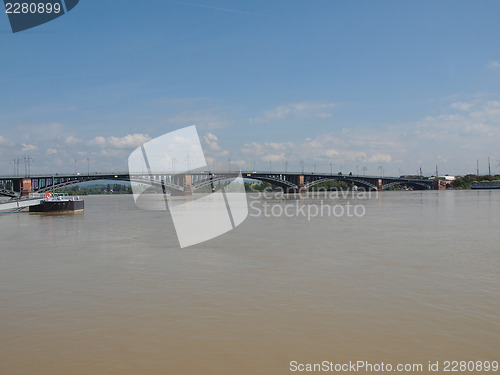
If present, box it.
[377,179,383,192]
[183,174,194,196]
[298,175,307,193]
[432,178,447,190]
[22,179,32,196]
[5,178,33,197]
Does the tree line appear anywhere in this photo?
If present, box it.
[56,184,133,195]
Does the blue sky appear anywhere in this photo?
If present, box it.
[1,0,500,176]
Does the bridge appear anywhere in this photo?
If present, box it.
[0,171,444,199]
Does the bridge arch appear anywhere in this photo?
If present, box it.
[305,177,378,191]
[243,176,299,191]
[192,175,242,191]
[382,180,431,190]
[34,176,185,194]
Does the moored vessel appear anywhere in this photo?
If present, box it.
[29,193,84,213]
[470,180,500,190]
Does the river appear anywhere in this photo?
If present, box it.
[0,191,499,374]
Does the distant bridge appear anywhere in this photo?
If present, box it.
[0,171,443,198]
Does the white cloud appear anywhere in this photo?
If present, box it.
[320,149,340,158]
[99,149,129,158]
[305,139,323,148]
[205,156,215,166]
[231,159,247,167]
[262,153,286,162]
[89,136,106,147]
[249,101,339,123]
[366,153,392,163]
[241,141,293,155]
[413,100,500,143]
[65,136,81,145]
[267,142,292,151]
[487,60,500,69]
[0,135,14,146]
[21,143,37,152]
[236,96,500,174]
[89,134,151,149]
[108,134,151,148]
[16,122,65,143]
[450,101,474,111]
[241,142,264,154]
[200,132,234,164]
[3,95,499,176]
[203,132,221,151]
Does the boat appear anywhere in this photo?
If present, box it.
[28,193,84,213]
[470,180,500,190]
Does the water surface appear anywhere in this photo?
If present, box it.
[1,191,499,374]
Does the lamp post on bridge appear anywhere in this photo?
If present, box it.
[10,158,21,176]
[378,166,384,177]
[23,155,34,177]
[329,163,333,176]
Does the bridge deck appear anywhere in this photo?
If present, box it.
[0,172,435,195]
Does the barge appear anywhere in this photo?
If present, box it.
[29,193,84,213]
[471,180,500,190]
